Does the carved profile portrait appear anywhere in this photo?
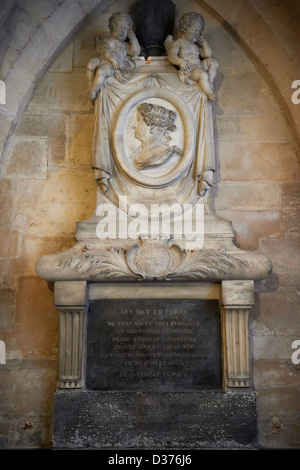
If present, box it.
[113,88,195,188]
[133,102,182,170]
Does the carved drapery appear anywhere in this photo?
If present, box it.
[91,64,215,199]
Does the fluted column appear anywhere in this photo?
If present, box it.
[220,281,254,388]
[54,281,87,389]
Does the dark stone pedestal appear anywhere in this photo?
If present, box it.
[53,390,258,449]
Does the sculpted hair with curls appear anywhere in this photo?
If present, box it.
[108,12,133,31]
[138,103,177,136]
[178,12,205,34]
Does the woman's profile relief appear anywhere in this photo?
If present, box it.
[133,102,182,170]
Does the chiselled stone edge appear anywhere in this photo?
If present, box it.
[36,246,272,282]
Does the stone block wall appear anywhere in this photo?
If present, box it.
[0,0,299,448]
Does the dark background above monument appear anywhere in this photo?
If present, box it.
[132,0,175,57]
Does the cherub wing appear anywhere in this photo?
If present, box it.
[94,35,102,51]
[164,35,174,55]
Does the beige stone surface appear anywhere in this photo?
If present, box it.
[0,0,299,449]
[219,141,300,182]
[253,286,300,336]
[5,139,48,179]
[216,114,293,142]
[0,289,16,331]
[264,46,300,94]
[13,170,96,236]
[249,0,299,40]
[0,229,19,258]
[253,335,298,361]
[0,259,17,289]
[0,179,13,229]
[0,113,14,172]
[73,31,101,68]
[28,69,93,113]
[12,277,59,358]
[208,30,254,73]
[85,13,112,32]
[253,359,299,389]
[260,238,300,288]
[281,182,300,238]
[17,234,73,277]
[49,43,73,73]
[219,210,282,250]
[215,182,281,211]
[16,113,67,138]
[221,280,254,306]
[89,282,220,300]
[15,113,68,167]
[68,114,94,166]
[282,89,300,144]
[54,281,87,306]
[218,71,279,115]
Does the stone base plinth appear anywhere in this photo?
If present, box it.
[53,390,257,449]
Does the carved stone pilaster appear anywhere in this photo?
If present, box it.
[54,281,87,389]
[220,280,254,388]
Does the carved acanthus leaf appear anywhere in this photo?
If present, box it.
[57,247,250,281]
[58,249,140,280]
[167,249,249,280]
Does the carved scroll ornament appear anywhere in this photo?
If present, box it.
[57,242,251,282]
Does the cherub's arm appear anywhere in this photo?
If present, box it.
[126,29,141,56]
[86,57,101,86]
[167,40,187,69]
[98,40,120,69]
[197,36,213,59]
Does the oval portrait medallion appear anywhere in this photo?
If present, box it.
[112,88,195,188]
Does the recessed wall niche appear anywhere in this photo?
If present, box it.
[36,1,273,449]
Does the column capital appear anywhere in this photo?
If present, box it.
[220,280,254,307]
[54,281,87,307]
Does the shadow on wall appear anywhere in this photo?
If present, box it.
[209,69,224,215]
[251,271,279,320]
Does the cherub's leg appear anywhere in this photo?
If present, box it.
[89,66,113,99]
[202,58,219,85]
[190,69,217,100]
[86,57,100,89]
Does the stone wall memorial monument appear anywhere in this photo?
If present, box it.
[36,4,272,449]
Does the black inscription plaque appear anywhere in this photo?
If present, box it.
[86,299,221,391]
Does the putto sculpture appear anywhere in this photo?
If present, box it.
[86,12,141,99]
[86,10,219,198]
[165,12,218,100]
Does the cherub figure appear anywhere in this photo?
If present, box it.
[164,12,218,100]
[86,12,141,99]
